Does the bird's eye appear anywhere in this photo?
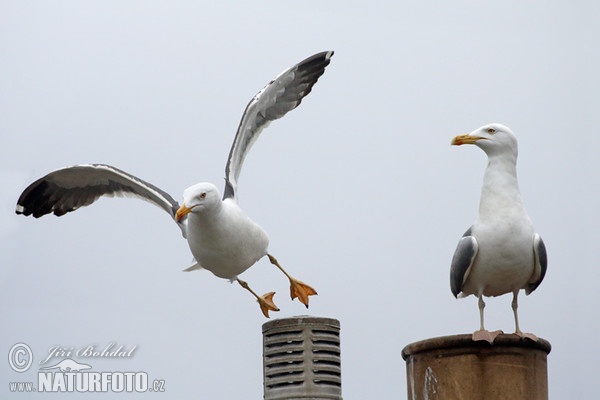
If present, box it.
[200,193,206,199]
[487,128,496,134]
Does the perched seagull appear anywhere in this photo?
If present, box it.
[450,123,547,343]
[16,51,334,318]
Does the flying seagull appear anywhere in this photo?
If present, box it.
[450,123,547,343]
[16,51,334,318]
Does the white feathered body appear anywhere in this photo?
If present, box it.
[185,198,269,280]
[460,151,537,298]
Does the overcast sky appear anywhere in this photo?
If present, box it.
[1,1,599,398]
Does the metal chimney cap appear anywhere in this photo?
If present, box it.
[262,316,340,332]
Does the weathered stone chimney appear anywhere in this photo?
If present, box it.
[402,334,551,400]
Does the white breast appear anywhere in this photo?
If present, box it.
[185,200,269,280]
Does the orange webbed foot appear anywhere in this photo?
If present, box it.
[289,278,317,308]
[472,329,503,344]
[258,292,280,318]
[515,330,538,341]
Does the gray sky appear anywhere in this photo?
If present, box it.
[1,1,599,398]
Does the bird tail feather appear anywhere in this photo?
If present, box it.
[183,263,202,272]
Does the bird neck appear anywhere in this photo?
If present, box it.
[189,200,224,224]
[478,154,524,219]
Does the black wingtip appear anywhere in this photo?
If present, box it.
[450,286,460,299]
[15,179,52,218]
[289,50,334,104]
[294,51,334,77]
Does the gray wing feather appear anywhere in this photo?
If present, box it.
[16,164,186,236]
[450,227,478,298]
[223,50,334,200]
[526,233,547,294]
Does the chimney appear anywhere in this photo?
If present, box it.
[402,334,551,400]
[262,316,342,400]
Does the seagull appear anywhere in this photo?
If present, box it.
[16,51,334,318]
[450,123,547,343]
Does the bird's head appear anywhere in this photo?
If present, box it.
[175,183,221,221]
[451,123,518,158]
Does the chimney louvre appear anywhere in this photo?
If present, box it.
[263,316,342,400]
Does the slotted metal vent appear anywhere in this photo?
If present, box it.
[263,316,342,400]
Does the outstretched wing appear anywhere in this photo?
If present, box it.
[16,164,186,236]
[450,227,478,298]
[223,50,334,200]
[526,233,547,294]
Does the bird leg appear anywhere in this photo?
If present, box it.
[478,295,486,331]
[472,295,503,343]
[512,291,521,333]
[512,291,538,341]
[267,254,317,308]
[236,279,279,318]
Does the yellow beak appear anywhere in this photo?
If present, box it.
[175,204,192,221]
[451,134,484,146]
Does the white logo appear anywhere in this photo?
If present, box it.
[39,358,92,372]
[37,369,152,393]
[8,343,33,373]
[7,343,165,393]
